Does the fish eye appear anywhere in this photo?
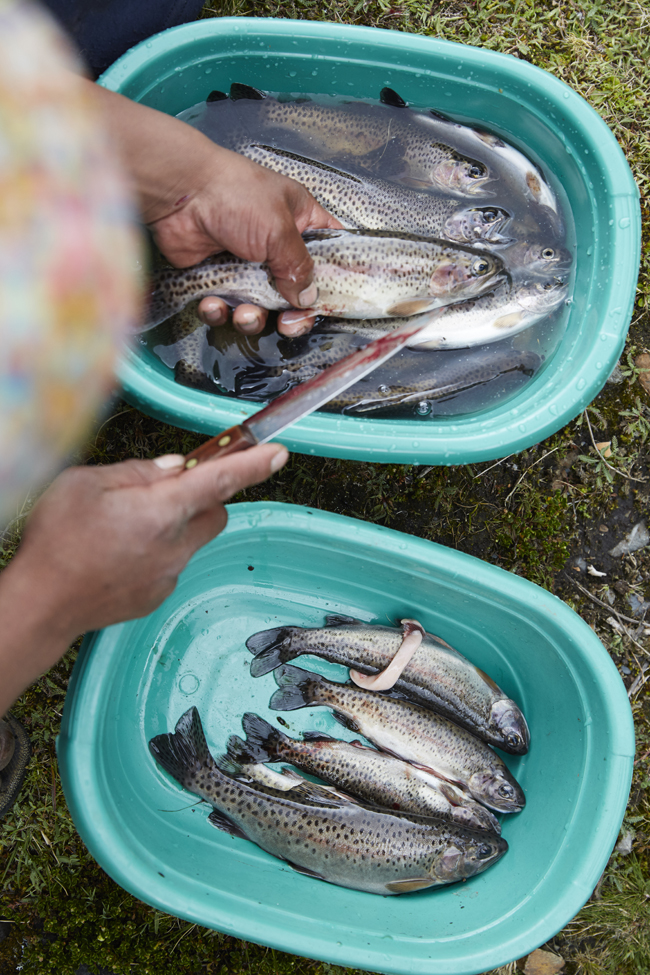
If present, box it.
[542,247,555,260]
[468,163,487,179]
[477,844,493,859]
[498,783,514,799]
[482,208,499,222]
[472,258,491,275]
[506,733,520,747]
[536,280,554,292]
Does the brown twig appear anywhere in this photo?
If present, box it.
[583,409,647,482]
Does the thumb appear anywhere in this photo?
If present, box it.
[156,443,289,518]
[268,200,343,310]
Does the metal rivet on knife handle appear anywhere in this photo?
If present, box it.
[183,425,259,468]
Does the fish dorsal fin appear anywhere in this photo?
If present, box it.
[206,90,227,103]
[476,666,501,692]
[325,614,360,626]
[300,229,349,245]
[380,87,407,108]
[207,809,250,840]
[230,83,266,101]
[285,860,326,880]
[250,144,365,183]
[301,730,336,742]
[385,877,436,894]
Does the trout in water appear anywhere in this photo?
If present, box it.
[228,712,501,833]
[143,229,505,330]
[149,706,507,895]
[250,615,529,754]
[270,665,526,813]
[181,84,559,215]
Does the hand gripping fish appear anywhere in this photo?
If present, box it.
[149,706,507,895]
[143,229,506,331]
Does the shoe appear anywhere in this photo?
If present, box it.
[0,714,30,819]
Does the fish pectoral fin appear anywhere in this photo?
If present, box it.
[410,762,464,788]
[332,711,361,734]
[385,878,437,894]
[387,299,435,317]
[301,730,337,742]
[325,614,361,626]
[230,82,266,101]
[284,860,326,880]
[207,809,250,841]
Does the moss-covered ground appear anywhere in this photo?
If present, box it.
[2,1,650,973]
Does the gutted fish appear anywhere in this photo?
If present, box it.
[269,664,526,813]
[228,712,501,834]
[149,706,508,895]
[143,229,505,330]
[249,615,529,754]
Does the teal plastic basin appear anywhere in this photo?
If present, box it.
[58,502,634,975]
[101,18,640,464]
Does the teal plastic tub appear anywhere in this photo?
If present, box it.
[101,18,640,464]
[58,502,634,975]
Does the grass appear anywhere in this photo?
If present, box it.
[2,0,650,973]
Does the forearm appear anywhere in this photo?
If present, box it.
[85,78,232,225]
[0,556,79,717]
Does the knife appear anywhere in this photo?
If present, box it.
[183,308,447,468]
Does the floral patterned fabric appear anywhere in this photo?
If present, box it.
[0,0,142,526]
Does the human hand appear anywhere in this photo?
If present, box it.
[0,444,288,714]
[151,149,341,338]
[88,81,341,339]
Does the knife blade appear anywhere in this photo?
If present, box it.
[183,308,447,468]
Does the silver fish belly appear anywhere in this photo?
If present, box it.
[228,712,501,833]
[248,615,529,754]
[269,665,526,814]
[149,706,507,895]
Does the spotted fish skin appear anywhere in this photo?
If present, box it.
[249,616,529,754]
[180,85,558,213]
[143,229,505,330]
[228,712,501,834]
[240,144,512,245]
[149,707,507,895]
[269,665,525,814]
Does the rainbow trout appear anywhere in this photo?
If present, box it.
[143,229,505,330]
[269,665,526,814]
[181,84,558,214]
[149,706,507,895]
[249,616,529,754]
[228,712,501,834]
[237,143,512,245]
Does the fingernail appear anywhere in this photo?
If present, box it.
[237,309,259,325]
[238,315,262,333]
[153,454,185,469]
[201,301,226,326]
[280,309,312,326]
[270,446,289,473]
[297,283,318,308]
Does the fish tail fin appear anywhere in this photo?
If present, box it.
[270,665,319,712]
[226,712,287,764]
[247,627,297,677]
[148,707,212,783]
[142,281,178,331]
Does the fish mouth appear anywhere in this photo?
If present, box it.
[490,701,530,754]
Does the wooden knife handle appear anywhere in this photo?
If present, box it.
[183,425,258,468]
